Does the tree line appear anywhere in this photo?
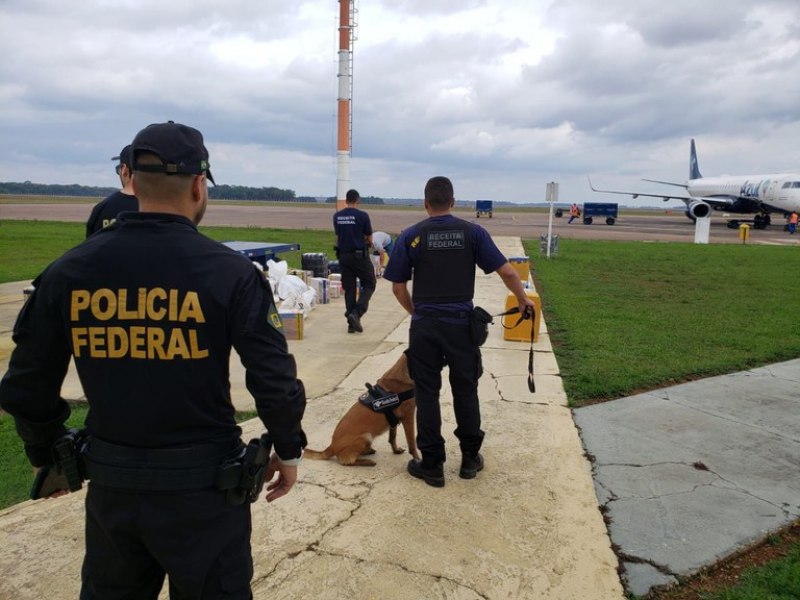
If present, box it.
[1,181,298,201]
[0,181,391,204]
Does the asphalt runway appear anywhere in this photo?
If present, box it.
[2,203,797,245]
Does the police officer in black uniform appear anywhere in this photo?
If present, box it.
[383,176,535,488]
[333,189,376,333]
[86,144,139,237]
[0,121,306,599]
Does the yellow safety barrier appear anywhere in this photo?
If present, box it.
[508,256,531,284]
[739,223,750,243]
[502,290,541,343]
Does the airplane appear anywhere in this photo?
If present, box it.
[588,139,800,229]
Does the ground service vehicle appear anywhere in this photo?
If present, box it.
[583,202,618,225]
[476,200,493,218]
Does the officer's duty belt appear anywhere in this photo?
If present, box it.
[84,438,245,493]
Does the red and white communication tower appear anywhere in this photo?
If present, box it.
[336,0,357,210]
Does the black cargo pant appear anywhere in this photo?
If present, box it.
[338,251,376,319]
[407,317,485,467]
[80,484,253,600]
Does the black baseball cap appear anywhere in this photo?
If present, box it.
[131,121,215,184]
[111,145,132,168]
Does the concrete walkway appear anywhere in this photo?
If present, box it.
[0,237,624,599]
[575,359,800,597]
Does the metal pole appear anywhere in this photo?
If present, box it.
[336,0,352,211]
[546,182,558,258]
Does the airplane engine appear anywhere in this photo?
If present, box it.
[687,200,711,219]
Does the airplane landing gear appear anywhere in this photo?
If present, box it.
[727,215,771,230]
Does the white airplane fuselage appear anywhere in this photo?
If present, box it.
[688,174,800,215]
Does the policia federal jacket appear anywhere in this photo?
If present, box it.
[0,212,306,468]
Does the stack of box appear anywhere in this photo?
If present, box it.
[287,269,315,284]
[328,273,342,299]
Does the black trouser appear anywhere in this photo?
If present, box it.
[338,251,376,318]
[80,484,253,600]
[407,317,484,467]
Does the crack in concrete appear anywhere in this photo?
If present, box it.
[596,461,796,518]
[488,370,551,406]
[617,550,679,578]
[255,477,490,599]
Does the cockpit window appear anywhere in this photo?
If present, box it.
[784,181,800,188]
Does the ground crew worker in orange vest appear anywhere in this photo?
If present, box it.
[568,203,581,224]
[789,211,798,235]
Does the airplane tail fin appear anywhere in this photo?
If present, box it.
[689,138,702,180]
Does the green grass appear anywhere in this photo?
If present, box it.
[700,546,800,599]
[0,220,337,284]
[0,404,89,508]
[524,239,800,406]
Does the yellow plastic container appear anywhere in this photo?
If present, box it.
[502,290,541,342]
[508,256,531,283]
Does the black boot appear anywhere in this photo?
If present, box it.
[407,459,445,487]
[459,452,484,479]
[347,312,363,333]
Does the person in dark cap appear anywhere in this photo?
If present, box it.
[85,144,138,237]
[0,121,307,598]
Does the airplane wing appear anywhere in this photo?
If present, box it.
[587,177,691,202]
[587,177,742,208]
[641,178,688,189]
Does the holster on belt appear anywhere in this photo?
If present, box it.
[215,433,272,505]
[49,431,273,505]
[30,428,88,500]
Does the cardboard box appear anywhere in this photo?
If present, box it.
[310,277,329,304]
[287,269,314,284]
[279,310,304,340]
[329,280,342,298]
[502,290,541,343]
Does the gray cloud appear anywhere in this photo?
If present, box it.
[1,0,799,204]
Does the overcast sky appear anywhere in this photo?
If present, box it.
[2,0,799,205]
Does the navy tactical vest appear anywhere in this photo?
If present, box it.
[412,218,475,303]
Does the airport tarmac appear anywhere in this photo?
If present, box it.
[3,201,800,245]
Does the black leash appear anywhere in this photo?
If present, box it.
[494,306,536,394]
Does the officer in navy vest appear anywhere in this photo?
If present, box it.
[384,176,536,488]
[333,189,377,333]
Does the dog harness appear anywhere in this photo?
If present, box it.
[358,383,415,427]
